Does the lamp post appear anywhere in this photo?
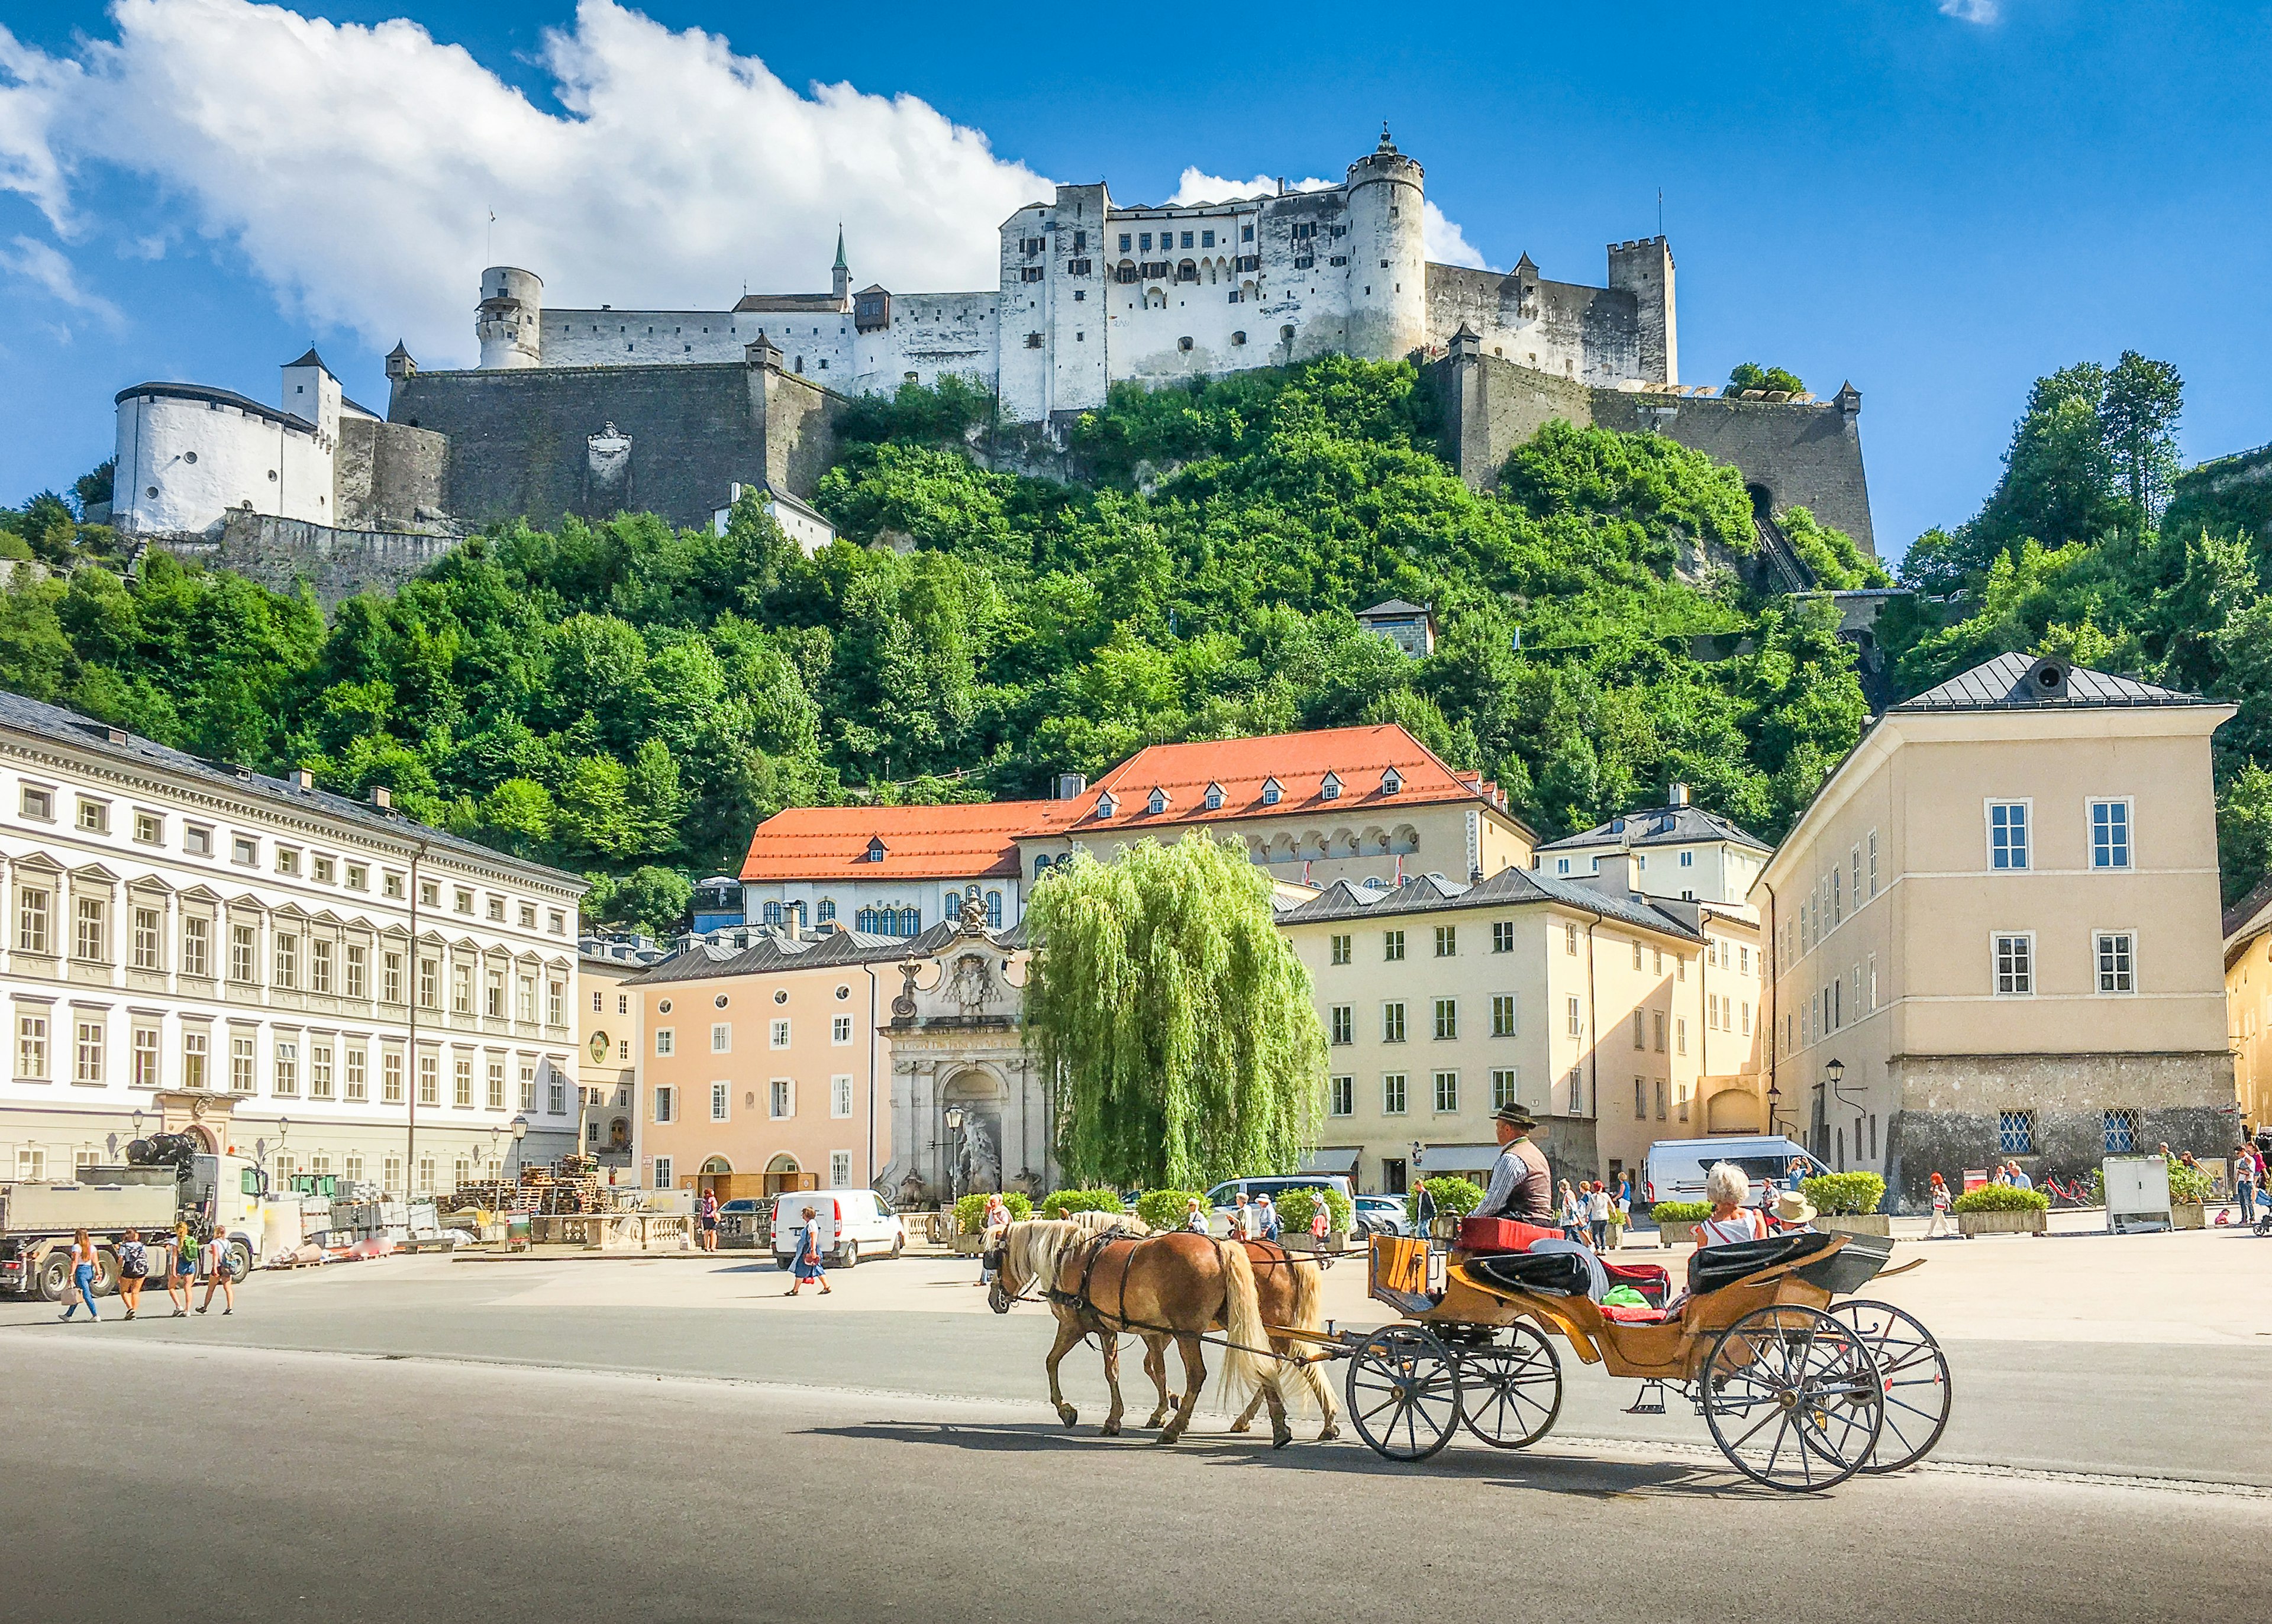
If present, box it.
[509,1115,528,1186]
[943,1104,966,1200]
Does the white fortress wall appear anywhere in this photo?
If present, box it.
[114,389,334,536]
[1425,266,1640,381]
[844,290,999,396]
[539,309,775,368]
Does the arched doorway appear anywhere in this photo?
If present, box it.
[764,1152,812,1196]
[940,1067,1008,1197]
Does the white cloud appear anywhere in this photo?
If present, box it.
[1167,166,1491,271]
[1939,0,2000,22]
[0,235,124,331]
[0,0,1051,363]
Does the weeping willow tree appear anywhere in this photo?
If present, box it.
[1024,835,1327,1190]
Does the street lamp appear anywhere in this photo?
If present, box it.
[509,1115,528,1187]
[942,1105,966,1200]
[1825,1058,1845,1088]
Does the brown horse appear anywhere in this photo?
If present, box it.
[989,1219,1285,1445]
[1225,1238,1342,1442]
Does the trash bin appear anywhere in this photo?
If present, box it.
[506,1213,532,1253]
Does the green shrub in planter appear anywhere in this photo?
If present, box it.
[2166,1158,2215,1205]
[1040,1188,1125,1220]
[1801,1171,1886,1216]
[1951,1184,2050,1214]
[1135,1189,1206,1232]
[1650,1200,1711,1226]
[1275,1186,1353,1235]
[1406,1176,1486,1227]
[954,1191,1033,1234]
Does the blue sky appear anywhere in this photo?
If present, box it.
[3,0,2267,560]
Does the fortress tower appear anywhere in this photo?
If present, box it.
[1608,237,1677,386]
[1342,127,1428,363]
[476,266,543,369]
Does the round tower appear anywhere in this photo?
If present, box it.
[476,265,543,369]
[1342,126,1427,363]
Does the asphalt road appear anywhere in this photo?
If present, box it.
[1,1335,2266,1624]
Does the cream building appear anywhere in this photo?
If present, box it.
[1531,784,1771,911]
[1753,653,2236,1209]
[2220,884,2272,1132]
[0,690,584,1196]
[576,937,664,1173]
[1277,863,1760,1197]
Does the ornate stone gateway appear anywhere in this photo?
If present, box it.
[882,899,1051,1204]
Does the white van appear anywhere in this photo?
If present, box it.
[1642,1136,1815,1207]
[1201,1174,1357,1237]
[771,1189,906,1270]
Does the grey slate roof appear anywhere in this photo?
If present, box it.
[1276,864,1702,942]
[1536,801,1771,854]
[112,381,315,435]
[624,919,1015,985]
[1356,599,1432,619]
[1893,651,2209,712]
[0,688,582,889]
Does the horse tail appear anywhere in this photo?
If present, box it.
[1279,1252,1333,1419]
[1214,1241,1271,1410]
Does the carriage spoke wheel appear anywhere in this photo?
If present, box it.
[1457,1323,1563,1449]
[1345,1326,1463,1462]
[1701,1305,1884,1492]
[1827,1299,1951,1473]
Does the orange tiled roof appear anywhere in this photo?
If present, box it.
[1034,724,1525,836]
[740,801,1047,882]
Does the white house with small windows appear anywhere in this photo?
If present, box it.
[1533,783,1770,912]
[1753,652,2236,1210]
[0,689,585,1195]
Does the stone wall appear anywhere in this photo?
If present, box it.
[1880,1050,2237,1210]
[153,511,465,608]
[335,417,448,531]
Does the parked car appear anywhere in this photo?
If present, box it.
[772,1189,906,1270]
[1351,1194,1410,1238]
[715,1197,766,1248]
[1199,1174,1357,1237]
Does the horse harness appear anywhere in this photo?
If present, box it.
[1031,1232,1315,1361]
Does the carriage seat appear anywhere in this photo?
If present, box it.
[1685,1230,1835,1297]
[1456,1216,1562,1254]
[1463,1249,1593,1298]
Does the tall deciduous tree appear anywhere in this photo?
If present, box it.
[1024,837,1325,1190]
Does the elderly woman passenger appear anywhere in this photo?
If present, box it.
[1691,1163,1771,1248]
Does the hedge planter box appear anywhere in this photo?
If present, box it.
[1284,1232,1349,1254]
[2173,1203,2207,1231]
[951,1232,987,1256]
[1814,1214,1891,1238]
[1958,1208,2047,1237]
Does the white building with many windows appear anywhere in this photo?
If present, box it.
[0,691,585,1194]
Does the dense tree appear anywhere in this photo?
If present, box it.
[1726,362,1806,396]
[1024,838,1325,1188]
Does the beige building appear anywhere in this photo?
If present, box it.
[1531,784,1771,910]
[2221,883,2272,1132]
[575,937,662,1173]
[1753,653,2236,1209]
[1277,862,1760,1197]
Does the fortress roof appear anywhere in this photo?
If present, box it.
[732,292,846,313]
[284,347,333,374]
[112,381,316,435]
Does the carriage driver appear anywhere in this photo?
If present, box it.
[1472,1103,1555,1223]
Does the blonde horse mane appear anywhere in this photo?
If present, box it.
[999,1219,1096,1300]
[1066,1207,1151,1238]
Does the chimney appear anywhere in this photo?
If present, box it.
[369,785,392,811]
[1054,772,1089,800]
[1592,850,1637,896]
[293,768,315,791]
[1668,782,1690,807]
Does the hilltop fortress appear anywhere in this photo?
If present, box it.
[109,131,1874,600]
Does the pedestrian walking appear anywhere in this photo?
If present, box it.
[785,1205,832,1296]
[165,1219,194,1316]
[2006,1161,2033,1191]
[57,1228,99,1321]
[1557,1181,1583,1242]
[1308,1197,1330,1251]
[977,1193,1008,1287]
[1587,1181,1611,1250]
[1924,1172,1957,1240]
[1256,1193,1281,1243]
[196,1227,235,1315]
[1607,1183,1628,1250]
[1183,1196,1209,1234]
[115,1228,149,1319]
[2235,1143,2260,1225]
[698,1189,720,1254]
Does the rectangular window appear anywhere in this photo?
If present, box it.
[1675,1017,1687,1056]
[1632,941,1644,971]
[1867,829,1879,896]
[518,976,535,1022]
[131,906,161,970]
[487,896,505,922]
[346,1048,367,1102]
[2096,931,2135,994]
[1741,1000,1752,1036]
[1652,1011,1665,1052]
[2091,800,2132,869]
[179,1031,206,1090]
[76,796,107,833]
[1831,866,1842,926]
[73,896,105,963]
[272,1038,297,1096]
[654,1086,675,1124]
[309,1043,333,1099]
[1632,1010,1645,1050]
[548,980,564,1026]
[1565,924,1578,955]
[711,1080,729,1122]
[1635,1077,1647,1119]
[17,1013,48,1080]
[1569,1068,1584,1115]
[346,863,367,891]
[1382,1073,1407,1115]
[770,1079,794,1119]
[19,784,51,819]
[230,1034,256,1094]
[829,1150,854,1189]
[651,1155,673,1191]
[346,944,366,999]
[2103,1108,2140,1154]
[1993,932,2034,996]
[1384,930,1405,961]
[1491,920,1514,954]
[486,1059,505,1110]
[181,916,209,977]
[519,1063,536,1113]
[1989,802,2029,870]
[226,924,256,984]
[1434,925,1456,958]
[1490,1068,1518,1110]
[1329,1004,1353,1045]
[1329,1074,1353,1116]
[1329,933,1351,966]
[1433,998,1458,1041]
[1433,1070,1458,1113]
[655,1029,675,1057]
[1491,994,1516,1037]
[131,1024,159,1088]
[1382,1002,1406,1043]
[454,888,473,915]
[770,1018,791,1049]
[485,969,504,1017]
[451,964,471,1015]
[547,1076,566,1115]
[1677,1083,1690,1122]
[1867,955,1877,1012]
[308,938,331,993]
[273,932,298,990]
[312,855,334,885]
[1654,1079,1667,1121]
[417,1054,438,1108]
[711,1022,731,1054]
[832,1015,853,1044]
[453,1058,473,1108]
[233,835,258,866]
[16,888,48,955]
[1567,996,1581,1037]
[74,1016,103,1084]
[275,847,299,877]
[831,1074,854,1118]
[1997,1109,2037,1155]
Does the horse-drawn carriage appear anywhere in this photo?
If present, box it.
[1312,1215,1949,1489]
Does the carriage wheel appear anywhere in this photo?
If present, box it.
[1345,1326,1463,1462]
[1827,1299,1951,1473]
[1700,1305,1883,1492]
[1457,1324,1563,1449]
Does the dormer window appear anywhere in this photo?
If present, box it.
[1203,782,1225,812]
[1096,791,1118,819]
[1380,767,1403,795]
[1147,787,1170,815]
[1320,772,1342,802]
[864,836,887,863]
[1260,777,1284,806]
